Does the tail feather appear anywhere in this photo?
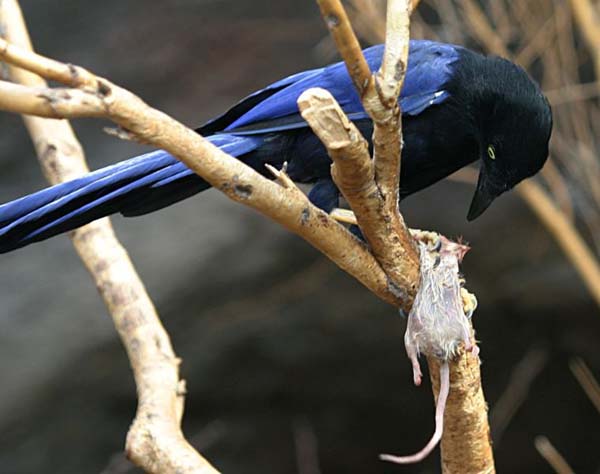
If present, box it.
[120,133,264,216]
[0,152,167,228]
[121,170,208,216]
[0,134,262,253]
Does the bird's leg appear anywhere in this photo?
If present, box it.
[307,179,340,213]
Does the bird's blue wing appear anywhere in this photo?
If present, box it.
[198,66,326,135]
[204,40,460,135]
[400,40,459,114]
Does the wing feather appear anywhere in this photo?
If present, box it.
[199,41,461,136]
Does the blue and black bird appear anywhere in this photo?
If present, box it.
[0,40,552,253]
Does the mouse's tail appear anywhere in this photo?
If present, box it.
[379,361,450,464]
[0,134,262,253]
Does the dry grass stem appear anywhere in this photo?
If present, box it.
[568,0,600,77]
[490,347,548,442]
[517,181,600,307]
[569,357,600,414]
[534,436,576,474]
[544,81,600,106]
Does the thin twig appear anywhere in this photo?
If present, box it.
[373,0,409,204]
[314,0,373,97]
[379,0,411,106]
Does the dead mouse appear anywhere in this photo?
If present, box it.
[380,235,479,464]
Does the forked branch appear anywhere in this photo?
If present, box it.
[315,0,420,304]
[309,1,493,470]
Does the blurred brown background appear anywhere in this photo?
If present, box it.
[0,0,599,473]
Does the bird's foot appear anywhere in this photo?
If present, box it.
[329,208,357,225]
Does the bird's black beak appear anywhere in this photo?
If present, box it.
[467,169,500,221]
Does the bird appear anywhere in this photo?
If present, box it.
[0,40,552,253]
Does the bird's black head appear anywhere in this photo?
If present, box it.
[461,55,553,220]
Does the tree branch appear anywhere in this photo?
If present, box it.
[428,350,495,473]
[307,3,493,470]
[315,0,373,97]
[314,0,420,303]
[373,0,410,203]
[0,1,219,473]
[298,88,418,302]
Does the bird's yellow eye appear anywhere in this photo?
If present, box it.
[487,145,496,160]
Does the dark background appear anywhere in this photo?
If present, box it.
[0,1,598,473]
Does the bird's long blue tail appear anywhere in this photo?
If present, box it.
[0,134,263,253]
